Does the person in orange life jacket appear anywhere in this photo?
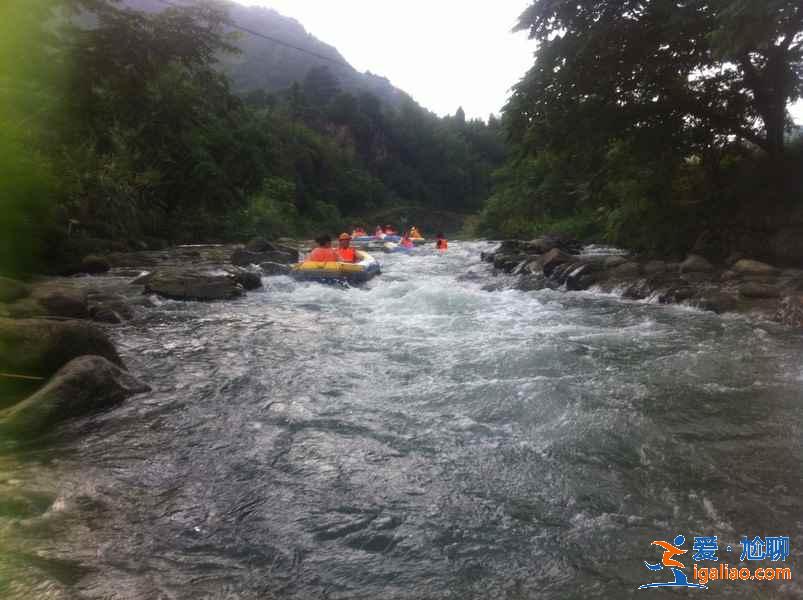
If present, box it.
[399,232,414,249]
[307,234,340,262]
[435,232,448,250]
[337,233,359,262]
[409,226,422,239]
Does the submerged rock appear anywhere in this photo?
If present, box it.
[690,293,738,314]
[775,295,803,328]
[0,355,149,437]
[0,318,122,377]
[144,270,244,301]
[738,283,780,299]
[260,262,292,277]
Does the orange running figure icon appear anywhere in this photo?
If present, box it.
[650,539,687,569]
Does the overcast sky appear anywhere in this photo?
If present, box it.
[240,0,803,124]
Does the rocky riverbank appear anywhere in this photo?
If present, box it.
[0,239,303,441]
[480,235,803,328]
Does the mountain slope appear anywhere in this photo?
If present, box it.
[121,0,410,107]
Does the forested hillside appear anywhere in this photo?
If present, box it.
[1,0,505,275]
[120,0,410,108]
[479,0,803,264]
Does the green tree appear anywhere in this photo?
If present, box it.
[511,0,803,156]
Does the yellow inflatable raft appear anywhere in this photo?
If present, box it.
[290,251,381,283]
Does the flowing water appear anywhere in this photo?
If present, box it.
[2,241,802,599]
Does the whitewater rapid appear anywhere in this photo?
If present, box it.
[3,241,801,599]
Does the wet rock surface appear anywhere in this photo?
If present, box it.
[480,239,803,328]
[0,355,149,438]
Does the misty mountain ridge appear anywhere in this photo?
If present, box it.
[120,0,413,109]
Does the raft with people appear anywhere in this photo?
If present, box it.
[291,233,381,284]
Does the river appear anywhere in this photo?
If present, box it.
[2,241,801,599]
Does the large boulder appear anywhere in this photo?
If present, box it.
[680,254,715,273]
[732,259,779,276]
[0,277,31,303]
[0,318,122,377]
[30,284,89,319]
[0,356,149,437]
[144,270,244,301]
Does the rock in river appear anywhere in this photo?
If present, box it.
[679,254,715,273]
[732,259,779,276]
[0,355,149,437]
[144,270,244,301]
[0,318,122,377]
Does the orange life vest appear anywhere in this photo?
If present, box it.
[337,247,357,262]
[308,247,339,262]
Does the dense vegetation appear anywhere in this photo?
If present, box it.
[0,0,505,275]
[479,0,803,260]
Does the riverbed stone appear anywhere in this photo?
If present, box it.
[0,277,31,303]
[604,255,628,269]
[738,283,780,299]
[144,270,244,301]
[732,259,779,276]
[80,255,111,275]
[680,254,714,273]
[0,318,122,377]
[542,248,573,276]
[610,261,642,278]
[87,293,135,324]
[643,260,667,275]
[0,355,149,437]
[230,269,263,291]
[565,263,597,291]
